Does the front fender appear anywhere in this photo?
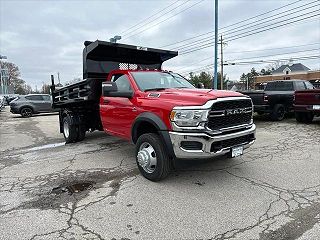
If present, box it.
[131,112,175,159]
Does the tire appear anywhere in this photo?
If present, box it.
[270,104,285,121]
[76,124,86,141]
[135,133,172,181]
[20,107,33,118]
[295,112,314,124]
[304,112,314,123]
[295,112,305,123]
[62,114,78,143]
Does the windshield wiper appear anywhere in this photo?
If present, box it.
[144,88,168,92]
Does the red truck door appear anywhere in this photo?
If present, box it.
[100,74,139,140]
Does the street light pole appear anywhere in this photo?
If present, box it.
[220,35,224,90]
[213,0,218,89]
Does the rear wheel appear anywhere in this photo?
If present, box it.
[135,133,171,181]
[20,107,33,118]
[295,112,314,123]
[304,112,314,123]
[295,112,305,123]
[63,114,78,143]
[76,124,86,141]
[270,104,285,121]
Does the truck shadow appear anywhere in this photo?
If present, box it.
[11,112,59,119]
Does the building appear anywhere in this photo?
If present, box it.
[254,63,320,89]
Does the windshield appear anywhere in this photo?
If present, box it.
[131,72,195,91]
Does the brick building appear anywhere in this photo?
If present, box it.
[254,63,320,89]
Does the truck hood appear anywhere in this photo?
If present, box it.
[145,88,244,106]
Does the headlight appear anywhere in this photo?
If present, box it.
[170,109,209,127]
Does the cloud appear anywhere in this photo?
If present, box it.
[0,0,319,88]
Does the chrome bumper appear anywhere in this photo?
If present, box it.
[169,124,256,159]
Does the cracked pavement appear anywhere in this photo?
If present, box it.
[0,108,319,240]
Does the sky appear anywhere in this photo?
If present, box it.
[0,0,319,89]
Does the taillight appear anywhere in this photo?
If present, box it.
[263,95,268,102]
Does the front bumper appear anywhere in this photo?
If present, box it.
[169,124,256,159]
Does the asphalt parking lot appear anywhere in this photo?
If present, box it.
[0,108,319,240]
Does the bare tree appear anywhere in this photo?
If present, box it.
[0,61,32,94]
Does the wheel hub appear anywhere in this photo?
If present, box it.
[137,149,150,168]
[137,142,157,174]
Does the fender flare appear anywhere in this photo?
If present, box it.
[131,112,175,158]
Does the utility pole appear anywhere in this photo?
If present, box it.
[220,35,224,90]
[0,55,8,95]
[213,0,218,89]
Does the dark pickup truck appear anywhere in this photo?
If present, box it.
[241,80,314,120]
[294,89,320,123]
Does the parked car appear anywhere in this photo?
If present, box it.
[4,95,18,105]
[241,80,314,120]
[0,96,5,111]
[10,94,54,117]
[294,89,320,123]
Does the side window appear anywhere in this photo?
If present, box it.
[295,81,306,90]
[304,81,315,90]
[42,95,51,101]
[25,95,43,101]
[113,75,132,92]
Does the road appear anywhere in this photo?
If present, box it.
[0,108,319,240]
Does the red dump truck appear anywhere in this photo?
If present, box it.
[51,40,256,181]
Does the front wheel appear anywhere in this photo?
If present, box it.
[135,133,172,181]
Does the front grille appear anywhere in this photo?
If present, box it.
[210,134,255,152]
[207,99,252,131]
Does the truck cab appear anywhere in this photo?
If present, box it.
[51,40,256,181]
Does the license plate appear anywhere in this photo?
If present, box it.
[231,146,243,158]
[313,105,320,110]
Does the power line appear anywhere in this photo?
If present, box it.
[160,0,304,48]
[180,54,320,76]
[179,11,319,54]
[224,42,320,54]
[122,0,204,40]
[175,43,320,71]
[225,48,320,62]
[220,0,303,30]
[224,9,320,42]
[223,55,320,66]
[121,0,186,37]
[222,0,319,36]
[175,4,319,53]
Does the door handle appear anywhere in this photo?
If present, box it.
[132,107,137,112]
[103,99,110,104]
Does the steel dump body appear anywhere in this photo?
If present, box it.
[52,40,177,108]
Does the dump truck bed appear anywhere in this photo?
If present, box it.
[51,40,177,108]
